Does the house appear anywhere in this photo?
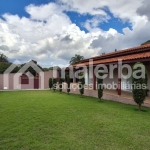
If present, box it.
[0,61,59,90]
[66,44,150,106]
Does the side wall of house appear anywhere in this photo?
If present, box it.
[44,70,58,89]
[0,70,58,90]
[0,74,3,90]
[103,68,118,89]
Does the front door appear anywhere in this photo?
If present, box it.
[34,78,39,89]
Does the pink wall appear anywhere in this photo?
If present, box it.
[0,70,58,90]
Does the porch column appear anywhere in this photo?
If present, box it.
[118,62,121,95]
[93,67,96,90]
[73,69,76,83]
[84,68,88,85]
[118,78,121,95]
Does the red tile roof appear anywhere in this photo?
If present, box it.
[73,44,150,67]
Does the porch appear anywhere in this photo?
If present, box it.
[64,83,150,107]
[103,89,150,107]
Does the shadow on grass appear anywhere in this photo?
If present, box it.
[98,101,104,103]
[134,108,149,112]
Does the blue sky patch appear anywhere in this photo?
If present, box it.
[0,0,132,34]
[65,10,132,34]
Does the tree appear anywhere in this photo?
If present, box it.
[49,78,53,90]
[69,54,84,65]
[97,72,104,100]
[0,53,8,62]
[20,61,43,76]
[132,62,148,111]
[0,62,20,74]
[49,66,61,70]
[79,73,85,97]
[53,78,57,92]
[66,75,70,94]
[141,40,150,45]
[59,78,63,93]
[65,72,69,82]
[0,62,11,73]
[43,68,49,71]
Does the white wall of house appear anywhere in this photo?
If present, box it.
[103,68,118,90]
[84,69,88,85]
[82,63,150,92]
[88,70,93,85]
[121,67,132,92]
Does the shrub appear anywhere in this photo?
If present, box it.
[49,78,53,90]
[65,72,69,82]
[132,62,148,111]
[53,78,57,92]
[79,73,85,97]
[59,78,63,93]
[97,72,104,100]
[66,75,70,94]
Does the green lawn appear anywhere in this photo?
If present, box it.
[0,90,150,150]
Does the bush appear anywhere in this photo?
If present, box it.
[132,62,148,111]
[66,75,70,94]
[97,72,103,100]
[53,78,57,92]
[65,72,69,82]
[59,78,63,93]
[49,78,53,90]
[79,73,85,97]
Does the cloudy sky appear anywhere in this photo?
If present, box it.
[0,0,149,67]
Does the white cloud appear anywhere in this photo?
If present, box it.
[58,0,144,24]
[0,1,150,67]
[137,0,150,21]
[84,15,110,31]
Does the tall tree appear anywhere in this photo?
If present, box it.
[79,73,85,98]
[69,54,84,65]
[67,75,70,94]
[53,78,57,92]
[0,53,8,62]
[132,62,148,111]
[59,78,63,93]
[97,72,104,101]
[49,78,53,90]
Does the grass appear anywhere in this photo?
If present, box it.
[0,90,150,150]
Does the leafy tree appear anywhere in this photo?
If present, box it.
[0,53,8,62]
[49,78,53,90]
[65,72,69,82]
[53,78,57,92]
[97,72,104,100]
[141,40,150,45]
[0,62,20,74]
[69,54,84,65]
[66,75,70,94]
[132,62,148,111]
[49,66,61,70]
[20,60,43,76]
[43,68,49,71]
[59,78,63,93]
[79,73,85,97]
[0,62,11,73]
